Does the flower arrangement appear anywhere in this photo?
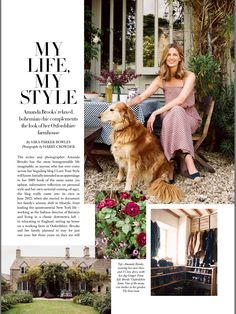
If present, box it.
[95,190,146,259]
[93,68,141,88]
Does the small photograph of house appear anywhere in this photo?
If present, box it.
[2,246,111,298]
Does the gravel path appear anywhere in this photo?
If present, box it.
[84,152,234,204]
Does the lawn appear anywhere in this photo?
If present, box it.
[6,300,98,314]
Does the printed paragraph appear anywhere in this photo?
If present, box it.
[116,261,146,293]
[16,155,80,238]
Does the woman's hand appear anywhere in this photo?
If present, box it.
[147,113,157,132]
[126,95,141,107]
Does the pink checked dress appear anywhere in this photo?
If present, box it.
[160,80,202,162]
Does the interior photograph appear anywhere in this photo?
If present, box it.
[151,208,217,296]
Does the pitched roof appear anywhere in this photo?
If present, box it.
[1,273,11,281]
[10,256,96,270]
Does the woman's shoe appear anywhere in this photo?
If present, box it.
[189,172,203,183]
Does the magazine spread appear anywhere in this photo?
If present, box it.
[1,0,235,314]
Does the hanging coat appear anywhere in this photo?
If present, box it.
[151,221,160,258]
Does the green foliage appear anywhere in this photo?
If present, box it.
[96,292,111,314]
[66,267,85,281]
[143,35,154,67]
[42,264,66,297]
[95,190,146,259]
[84,5,102,68]
[1,297,12,312]
[98,293,111,314]
[1,292,33,311]
[85,269,108,289]
[2,299,98,314]
[76,291,98,307]
[188,53,221,102]
[1,279,12,293]
[19,266,43,297]
[72,295,80,304]
[74,291,111,314]
[213,83,234,158]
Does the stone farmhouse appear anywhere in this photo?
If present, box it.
[10,247,111,296]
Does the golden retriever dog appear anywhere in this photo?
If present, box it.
[99,102,184,203]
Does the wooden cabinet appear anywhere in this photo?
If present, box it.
[185,266,217,296]
[151,265,217,296]
[151,266,186,292]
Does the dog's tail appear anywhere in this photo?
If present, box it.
[148,178,184,203]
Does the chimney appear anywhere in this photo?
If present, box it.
[65,247,70,258]
[16,249,21,258]
[83,246,90,259]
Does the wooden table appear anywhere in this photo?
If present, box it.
[84,127,103,172]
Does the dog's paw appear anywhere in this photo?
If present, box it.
[124,184,132,191]
[116,175,125,183]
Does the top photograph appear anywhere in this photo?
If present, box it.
[84,0,234,204]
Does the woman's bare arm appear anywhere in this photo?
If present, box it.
[126,76,162,107]
[147,72,195,132]
[154,72,196,114]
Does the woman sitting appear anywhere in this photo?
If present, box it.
[127,43,202,183]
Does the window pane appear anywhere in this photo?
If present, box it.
[158,0,169,65]
[23,281,28,290]
[143,0,155,67]
[113,0,123,69]
[101,0,110,69]
[172,0,184,49]
[126,0,136,69]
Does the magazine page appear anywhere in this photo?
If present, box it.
[1,1,235,314]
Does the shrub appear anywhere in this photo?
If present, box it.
[3,292,33,305]
[188,53,221,103]
[73,295,80,304]
[1,297,12,312]
[93,296,105,311]
[76,291,98,307]
[213,83,234,158]
[99,292,111,314]
[1,292,33,311]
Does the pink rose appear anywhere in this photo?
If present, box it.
[123,202,140,217]
[119,192,131,200]
[136,232,146,247]
[96,198,117,211]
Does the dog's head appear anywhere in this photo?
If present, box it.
[99,102,136,130]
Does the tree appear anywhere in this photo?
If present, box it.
[42,264,66,297]
[19,266,42,297]
[1,279,12,294]
[84,269,109,292]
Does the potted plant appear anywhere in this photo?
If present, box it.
[93,68,141,100]
[188,53,221,105]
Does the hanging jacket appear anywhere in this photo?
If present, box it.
[151,221,160,258]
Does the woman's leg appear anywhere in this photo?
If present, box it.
[184,154,198,175]
[168,161,175,181]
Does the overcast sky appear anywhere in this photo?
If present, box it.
[1,245,95,275]
[143,0,167,17]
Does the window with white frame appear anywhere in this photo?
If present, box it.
[17,281,29,291]
[20,262,28,274]
[90,0,185,75]
[157,222,178,264]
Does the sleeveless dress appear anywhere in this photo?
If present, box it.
[160,80,202,162]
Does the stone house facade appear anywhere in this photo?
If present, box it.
[10,247,111,296]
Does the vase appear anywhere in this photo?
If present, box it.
[113,85,121,101]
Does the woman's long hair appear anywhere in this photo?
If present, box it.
[159,43,186,81]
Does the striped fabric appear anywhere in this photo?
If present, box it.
[160,81,202,162]
[84,101,145,145]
